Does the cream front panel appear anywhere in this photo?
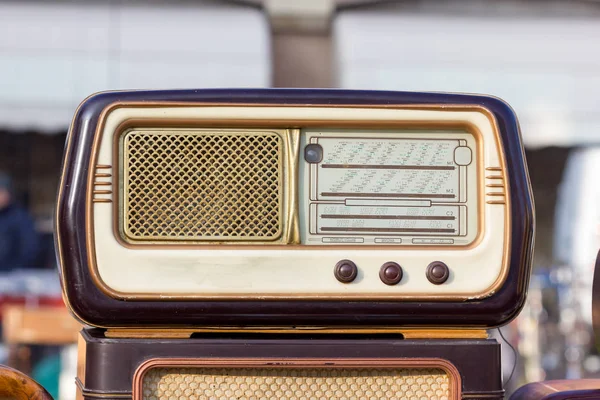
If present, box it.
[90,106,509,300]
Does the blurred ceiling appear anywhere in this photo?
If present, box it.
[0,0,270,132]
[334,0,600,148]
[1,0,599,148]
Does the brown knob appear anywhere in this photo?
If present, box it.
[426,261,450,285]
[379,262,403,285]
[334,260,358,283]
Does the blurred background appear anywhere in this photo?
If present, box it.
[0,0,599,398]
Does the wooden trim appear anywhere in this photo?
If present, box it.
[77,332,87,387]
[106,327,488,339]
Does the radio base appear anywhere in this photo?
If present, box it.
[76,328,503,400]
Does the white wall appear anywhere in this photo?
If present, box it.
[335,5,600,148]
[0,1,270,131]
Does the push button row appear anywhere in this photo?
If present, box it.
[334,260,449,285]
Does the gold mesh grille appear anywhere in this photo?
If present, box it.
[141,367,450,400]
[122,130,283,242]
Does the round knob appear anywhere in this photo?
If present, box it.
[304,144,324,163]
[426,261,450,285]
[379,262,403,285]
[334,260,358,283]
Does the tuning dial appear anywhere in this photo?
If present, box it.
[334,260,358,283]
[379,262,403,285]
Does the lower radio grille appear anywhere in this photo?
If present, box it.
[141,367,451,400]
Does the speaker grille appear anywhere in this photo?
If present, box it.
[122,130,283,242]
[141,367,450,400]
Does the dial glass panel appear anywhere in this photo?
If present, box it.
[298,129,479,246]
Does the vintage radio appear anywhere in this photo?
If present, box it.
[0,89,530,400]
[55,89,534,329]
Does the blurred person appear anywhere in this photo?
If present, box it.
[0,171,39,272]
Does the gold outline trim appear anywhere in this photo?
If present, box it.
[85,103,509,300]
[54,101,512,306]
[132,357,462,400]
